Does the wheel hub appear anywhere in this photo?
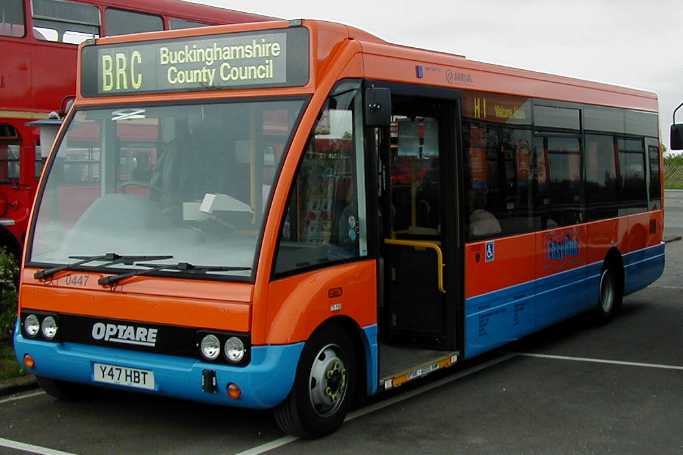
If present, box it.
[309,345,348,417]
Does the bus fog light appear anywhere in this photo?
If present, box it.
[200,334,221,361]
[41,316,58,340]
[227,383,241,399]
[24,315,40,338]
[224,337,245,363]
[23,354,35,369]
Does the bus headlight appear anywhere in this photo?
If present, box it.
[200,334,221,361]
[41,316,58,340]
[224,337,246,363]
[24,314,40,338]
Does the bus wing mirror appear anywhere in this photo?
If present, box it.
[364,87,391,127]
[671,124,683,150]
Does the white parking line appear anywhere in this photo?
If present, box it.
[517,353,683,371]
[0,437,77,455]
[0,391,46,405]
[234,353,517,455]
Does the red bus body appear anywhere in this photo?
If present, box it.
[0,0,272,255]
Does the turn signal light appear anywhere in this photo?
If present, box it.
[227,383,241,400]
[23,354,35,370]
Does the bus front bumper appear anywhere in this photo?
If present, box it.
[13,325,303,410]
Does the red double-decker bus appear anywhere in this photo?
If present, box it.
[0,0,272,258]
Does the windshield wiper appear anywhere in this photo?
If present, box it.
[34,253,174,280]
[98,262,252,286]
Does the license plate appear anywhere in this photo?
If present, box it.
[93,363,155,390]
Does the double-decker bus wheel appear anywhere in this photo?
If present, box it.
[275,324,355,438]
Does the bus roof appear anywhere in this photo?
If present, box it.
[74,0,276,24]
[77,19,658,112]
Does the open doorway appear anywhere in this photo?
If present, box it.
[372,90,462,386]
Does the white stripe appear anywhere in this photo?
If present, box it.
[652,285,683,290]
[0,391,45,405]
[233,354,516,455]
[517,353,683,371]
[0,437,77,455]
[233,436,298,455]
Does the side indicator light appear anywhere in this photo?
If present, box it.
[227,383,241,400]
[23,354,35,370]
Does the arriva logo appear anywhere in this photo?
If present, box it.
[547,236,579,261]
[92,323,158,347]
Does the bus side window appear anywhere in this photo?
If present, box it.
[274,83,367,276]
[0,0,25,37]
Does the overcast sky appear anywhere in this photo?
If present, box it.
[189,0,682,150]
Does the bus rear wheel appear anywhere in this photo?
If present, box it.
[593,265,621,323]
[274,325,355,438]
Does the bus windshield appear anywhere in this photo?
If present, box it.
[30,99,305,278]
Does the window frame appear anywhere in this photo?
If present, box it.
[271,80,368,280]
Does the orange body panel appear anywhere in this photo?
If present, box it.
[264,261,377,345]
[20,277,251,332]
[466,210,664,299]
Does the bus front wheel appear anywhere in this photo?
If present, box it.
[274,325,356,438]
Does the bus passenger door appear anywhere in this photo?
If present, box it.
[377,93,460,350]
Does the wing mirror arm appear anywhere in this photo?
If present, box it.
[670,101,683,151]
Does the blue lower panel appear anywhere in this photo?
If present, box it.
[465,243,665,359]
[624,244,665,295]
[14,326,303,410]
[362,324,378,396]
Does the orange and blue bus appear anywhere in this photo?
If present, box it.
[13,19,664,437]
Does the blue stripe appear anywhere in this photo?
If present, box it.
[14,322,303,410]
[464,243,664,359]
[362,324,378,396]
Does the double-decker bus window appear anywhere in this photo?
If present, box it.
[32,0,100,44]
[0,125,21,184]
[275,84,366,275]
[169,18,207,30]
[105,9,163,36]
[646,138,662,209]
[0,0,25,37]
[617,137,647,211]
[536,135,582,227]
[585,134,618,220]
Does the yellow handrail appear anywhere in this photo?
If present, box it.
[383,239,446,294]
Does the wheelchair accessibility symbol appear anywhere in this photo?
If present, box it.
[485,241,495,263]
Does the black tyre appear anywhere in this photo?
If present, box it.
[592,265,621,324]
[36,376,87,401]
[274,324,356,438]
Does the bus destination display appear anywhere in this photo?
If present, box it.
[81,28,309,96]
